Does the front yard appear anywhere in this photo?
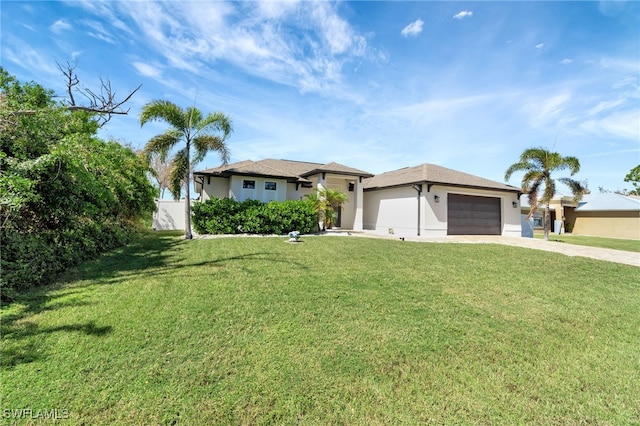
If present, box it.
[2,233,638,424]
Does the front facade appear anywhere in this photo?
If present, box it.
[194,159,373,231]
[362,164,522,238]
[190,159,522,237]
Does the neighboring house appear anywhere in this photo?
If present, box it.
[520,194,575,230]
[194,159,374,231]
[565,193,640,240]
[362,164,522,237]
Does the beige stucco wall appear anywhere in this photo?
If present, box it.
[570,211,640,240]
[364,185,521,237]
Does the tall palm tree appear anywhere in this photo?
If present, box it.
[140,100,232,239]
[505,147,584,241]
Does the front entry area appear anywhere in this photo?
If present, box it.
[447,194,501,235]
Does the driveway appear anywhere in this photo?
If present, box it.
[351,232,640,267]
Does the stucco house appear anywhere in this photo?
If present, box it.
[190,159,522,238]
[565,193,640,240]
[194,159,373,231]
[362,164,522,237]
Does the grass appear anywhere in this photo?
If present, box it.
[534,231,640,252]
[2,232,639,425]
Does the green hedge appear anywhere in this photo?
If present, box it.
[1,221,139,294]
[192,198,318,235]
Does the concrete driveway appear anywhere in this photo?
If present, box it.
[352,233,640,267]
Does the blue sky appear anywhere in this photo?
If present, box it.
[3,0,639,193]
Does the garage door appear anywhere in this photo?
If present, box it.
[447,194,501,235]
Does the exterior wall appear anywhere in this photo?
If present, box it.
[570,211,640,240]
[286,183,315,201]
[199,176,230,201]
[364,185,521,237]
[363,186,421,237]
[153,199,192,231]
[228,176,288,202]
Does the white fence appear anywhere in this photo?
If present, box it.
[153,200,194,231]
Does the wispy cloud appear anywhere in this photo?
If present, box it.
[453,11,473,20]
[401,19,424,37]
[50,19,72,33]
[93,1,369,97]
[133,62,163,79]
[560,58,573,64]
[535,43,544,49]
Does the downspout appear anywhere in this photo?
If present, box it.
[412,184,423,236]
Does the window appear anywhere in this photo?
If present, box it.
[264,181,277,190]
[243,180,255,189]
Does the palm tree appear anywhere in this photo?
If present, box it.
[505,147,584,241]
[140,100,232,239]
[307,187,348,230]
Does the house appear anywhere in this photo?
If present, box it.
[194,159,374,231]
[519,194,576,230]
[189,159,522,237]
[362,164,522,237]
[565,193,640,240]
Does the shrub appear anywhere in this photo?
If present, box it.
[192,198,318,235]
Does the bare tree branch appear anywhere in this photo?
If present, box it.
[55,61,142,127]
[2,62,141,128]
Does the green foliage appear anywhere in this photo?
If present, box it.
[505,146,584,241]
[0,68,155,294]
[624,165,640,195]
[192,198,318,235]
[306,187,348,229]
[140,100,232,239]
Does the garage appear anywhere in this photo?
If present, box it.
[447,194,501,235]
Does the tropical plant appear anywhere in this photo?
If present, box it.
[624,165,640,195]
[0,69,155,294]
[505,147,584,241]
[140,100,232,239]
[306,187,348,230]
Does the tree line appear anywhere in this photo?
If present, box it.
[0,68,155,298]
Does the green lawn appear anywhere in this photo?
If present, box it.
[534,231,640,252]
[2,232,639,425]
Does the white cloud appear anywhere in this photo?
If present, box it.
[50,19,72,33]
[401,19,424,37]
[580,110,640,141]
[560,58,573,64]
[133,62,163,79]
[523,92,572,127]
[535,43,545,49]
[453,11,473,20]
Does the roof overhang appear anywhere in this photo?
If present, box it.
[364,180,521,195]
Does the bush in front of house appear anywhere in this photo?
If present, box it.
[192,198,318,235]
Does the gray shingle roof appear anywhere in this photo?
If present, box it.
[195,159,373,182]
[363,163,520,193]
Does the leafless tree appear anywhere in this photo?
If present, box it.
[58,61,142,127]
[1,61,141,128]
[148,152,173,199]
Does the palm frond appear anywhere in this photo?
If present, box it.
[140,100,186,131]
[168,148,189,199]
[561,156,581,176]
[185,107,203,130]
[193,134,230,165]
[558,177,585,203]
[197,112,233,138]
[143,130,182,163]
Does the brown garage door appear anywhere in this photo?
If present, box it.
[447,194,501,235]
